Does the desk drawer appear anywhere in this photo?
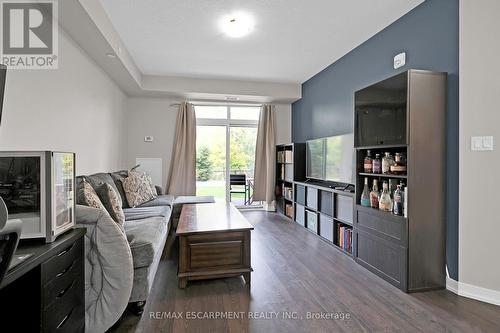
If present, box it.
[43,259,83,309]
[42,238,83,285]
[44,278,84,333]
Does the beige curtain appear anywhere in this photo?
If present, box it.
[253,105,277,207]
[166,102,197,196]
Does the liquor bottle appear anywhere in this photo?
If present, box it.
[388,178,397,197]
[393,185,403,216]
[370,179,380,209]
[360,177,370,207]
[382,152,395,174]
[372,154,382,174]
[390,153,407,174]
[363,150,373,173]
[378,181,392,212]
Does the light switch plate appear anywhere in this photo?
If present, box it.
[394,52,406,69]
[144,136,154,142]
[471,136,494,151]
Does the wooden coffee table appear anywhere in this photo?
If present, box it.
[177,202,254,289]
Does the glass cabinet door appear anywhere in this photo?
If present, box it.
[53,152,74,229]
[355,72,408,147]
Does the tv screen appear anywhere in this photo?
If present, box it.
[325,134,354,184]
[306,139,325,180]
[0,65,6,125]
[306,134,354,184]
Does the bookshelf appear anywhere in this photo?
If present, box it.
[275,143,305,218]
[354,70,446,292]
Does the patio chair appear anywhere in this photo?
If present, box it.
[229,174,249,205]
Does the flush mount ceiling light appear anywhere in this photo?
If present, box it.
[219,12,254,38]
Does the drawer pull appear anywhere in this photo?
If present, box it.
[57,280,75,299]
[56,260,75,278]
[57,243,75,257]
[56,309,73,329]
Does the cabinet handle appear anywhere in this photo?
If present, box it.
[56,309,73,329]
[57,243,75,257]
[56,260,75,278]
[57,280,75,299]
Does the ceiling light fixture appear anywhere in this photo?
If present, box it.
[219,12,254,38]
[106,53,116,58]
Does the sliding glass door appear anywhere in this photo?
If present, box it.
[195,125,226,201]
[195,105,260,206]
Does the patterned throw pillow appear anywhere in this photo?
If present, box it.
[121,171,156,207]
[142,172,158,197]
[95,183,125,226]
[130,166,158,197]
[77,180,106,211]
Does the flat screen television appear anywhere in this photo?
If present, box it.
[0,65,6,125]
[306,133,354,184]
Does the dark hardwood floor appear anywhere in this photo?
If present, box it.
[112,211,500,333]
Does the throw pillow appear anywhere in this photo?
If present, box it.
[142,172,158,197]
[95,182,125,226]
[77,180,106,211]
[121,171,156,207]
[110,170,130,208]
[130,167,158,197]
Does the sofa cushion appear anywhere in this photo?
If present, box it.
[123,217,168,269]
[138,195,175,208]
[123,206,171,221]
[85,173,120,194]
[173,195,215,206]
[95,183,125,226]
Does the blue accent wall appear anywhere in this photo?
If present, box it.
[292,0,459,279]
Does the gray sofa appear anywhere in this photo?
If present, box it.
[75,171,214,332]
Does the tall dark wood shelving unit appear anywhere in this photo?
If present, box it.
[275,143,305,218]
[353,69,447,292]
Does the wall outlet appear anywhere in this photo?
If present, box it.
[144,136,154,142]
[471,136,494,151]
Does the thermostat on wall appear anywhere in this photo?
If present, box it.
[144,136,154,142]
[394,52,406,69]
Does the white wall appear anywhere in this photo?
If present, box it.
[125,97,180,188]
[125,98,292,188]
[275,104,292,145]
[459,0,500,302]
[0,30,126,175]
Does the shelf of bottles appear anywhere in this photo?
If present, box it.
[356,147,408,219]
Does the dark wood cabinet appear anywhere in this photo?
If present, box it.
[354,70,446,292]
[0,229,86,332]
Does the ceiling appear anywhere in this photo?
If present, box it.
[98,0,424,84]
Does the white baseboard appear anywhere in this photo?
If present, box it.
[263,202,276,212]
[446,277,500,307]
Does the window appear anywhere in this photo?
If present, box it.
[195,105,260,122]
[230,107,260,121]
[194,106,227,119]
[194,105,261,207]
